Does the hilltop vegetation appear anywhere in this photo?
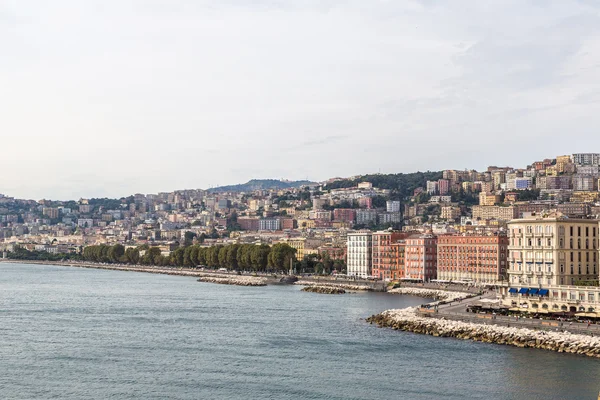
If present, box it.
[208,179,316,193]
[323,171,443,199]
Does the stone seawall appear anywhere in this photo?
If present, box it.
[301,286,346,294]
[367,308,600,358]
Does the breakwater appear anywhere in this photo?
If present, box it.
[388,287,472,302]
[295,280,373,291]
[301,285,346,294]
[197,275,267,286]
[367,308,600,358]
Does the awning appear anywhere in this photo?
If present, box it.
[518,288,528,294]
[533,309,548,314]
[508,288,517,293]
[509,307,522,312]
[528,288,539,295]
[538,289,549,296]
[575,312,600,318]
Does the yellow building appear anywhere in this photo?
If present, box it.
[571,191,600,203]
[479,192,501,206]
[297,219,315,229]
[507,215,598,287]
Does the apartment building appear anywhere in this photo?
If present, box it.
[437,234,508,284]
[371,231,409,281]
[507,216,598,287]
[347,231,373,278]
[472,205,518,221]
[404,234,437,281]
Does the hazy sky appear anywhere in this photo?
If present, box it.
[2,0,600,199]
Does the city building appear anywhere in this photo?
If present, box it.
[472,205,518,221]
[386,200,401,213]
[479,192,500,206]
[437,234,508,284]
[356,209,378,225]
[347,231,373,278]
[507,215,598,287]
[572,153,600,166]
[404,234,438,281]
[371,231,408,280]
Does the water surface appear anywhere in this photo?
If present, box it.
[0,263,599,399]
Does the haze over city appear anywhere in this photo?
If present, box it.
[2,0,600,199]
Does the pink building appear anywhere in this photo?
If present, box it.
[333,208,356,223]
[358,197,373,209]
[404,234,438,281]
[437,179,450,195]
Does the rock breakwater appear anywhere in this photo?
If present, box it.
[367,308,600,358]
[197,276,267,286]
[301,286,346,294]
[295,281,372,291]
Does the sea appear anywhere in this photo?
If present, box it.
[0,262,599,400]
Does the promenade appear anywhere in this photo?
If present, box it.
[431,291,600,336]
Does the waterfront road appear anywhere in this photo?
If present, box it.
[431,292,600,336]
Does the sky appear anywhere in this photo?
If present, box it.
[2,0,600,200]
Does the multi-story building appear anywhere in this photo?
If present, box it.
[333,208,356,223]
[426,181,438,195]
[437,234,508,284]
[390,240,407,281]
[371,231,408,280]
[377,212,401,225]
[238,217,260,231]
[507,215,598,287]
[404,234,438,281]
[573,153,600,166]
[572,174,597,191]
[514,177,532,190]
[386,200,401,213]
[479,192,500,206]
[440,206,461,220]
[356,209,378,225]
[347,231,373,278]
[258,218,280,231]
[555,203,590,218]
[472,205,518,221]
[437,179,450,195]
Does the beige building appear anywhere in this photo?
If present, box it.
[440,206,461,220]
[479,192,501,206]
[472,205,517,221]
[507,215,598,288]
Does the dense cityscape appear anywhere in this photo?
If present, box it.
[3,152,600,316]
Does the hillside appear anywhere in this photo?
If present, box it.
[208,179,317,193]
[323,171,443,199]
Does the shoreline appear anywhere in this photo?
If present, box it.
[368,307,600,358]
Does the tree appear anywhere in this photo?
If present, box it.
[267,243,297,271]
[108,244,125,263]
[218,246,228,268]
[251,244,270,271]
[226,244,239,270]
[125,247,140,264]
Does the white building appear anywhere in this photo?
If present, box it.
[573,153,600,166]
[347,231,372,278]
[386,200,401,213]
[426,181,438,195]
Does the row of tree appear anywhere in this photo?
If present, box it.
[79,243,299,272]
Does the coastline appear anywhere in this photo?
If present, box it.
[368,307,600,358]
